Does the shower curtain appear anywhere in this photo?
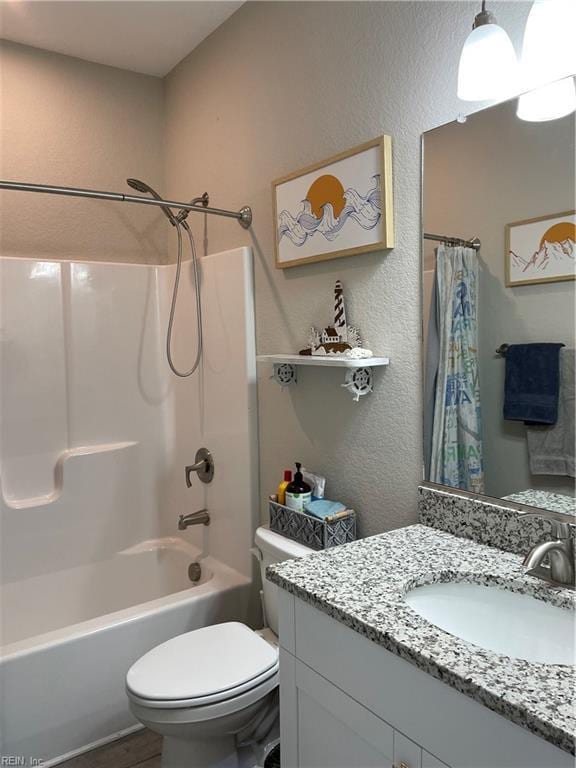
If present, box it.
[428,245,484,493]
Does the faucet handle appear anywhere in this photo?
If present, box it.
[551,520,572,540]
[185,448,214,486]
[519,511,572,540]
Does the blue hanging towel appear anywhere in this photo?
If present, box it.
[503,343,565,425]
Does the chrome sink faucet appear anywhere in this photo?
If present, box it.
[179,509,210,529]
[520,512,574,587]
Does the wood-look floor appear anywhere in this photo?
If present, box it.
[60,729,162,768]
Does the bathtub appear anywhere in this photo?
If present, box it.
[0,537,252,766]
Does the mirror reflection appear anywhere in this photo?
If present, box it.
[422,82,575,515]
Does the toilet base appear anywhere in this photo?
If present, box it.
[129,682,278,768]
[162,733,239,768]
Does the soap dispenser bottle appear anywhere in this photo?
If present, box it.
[285,462,312,513]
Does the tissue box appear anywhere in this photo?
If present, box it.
[269,500,356,550]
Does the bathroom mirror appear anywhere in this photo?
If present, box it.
[422,77,575,517]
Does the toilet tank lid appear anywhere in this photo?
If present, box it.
[255,526,313,560]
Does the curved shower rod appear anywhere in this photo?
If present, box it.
[0,179,253,229]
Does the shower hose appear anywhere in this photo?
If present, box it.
[167,219,203,378]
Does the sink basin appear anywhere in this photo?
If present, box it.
[405,582,575,665]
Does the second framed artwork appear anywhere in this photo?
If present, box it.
[505,210,575,287]
[272,136,394,269]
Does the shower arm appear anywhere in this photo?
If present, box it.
[0,180,252,229]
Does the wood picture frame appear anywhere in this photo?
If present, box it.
[272,136,394,269]
[505,210,576,287]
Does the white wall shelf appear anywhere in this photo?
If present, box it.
[257,354,390,368]
[257,354,390,401]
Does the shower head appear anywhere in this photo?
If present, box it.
[126,178,153,194]
[126,178,177,226]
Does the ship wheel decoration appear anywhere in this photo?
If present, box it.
[272,363,297,388]
[342,367,373,402]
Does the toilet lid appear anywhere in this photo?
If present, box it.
[126,622,278,704]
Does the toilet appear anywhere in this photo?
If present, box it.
[126,527,312,768]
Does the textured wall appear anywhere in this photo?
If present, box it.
[164,1,531,536]
[0,41,167,264]
[424,101,575,500]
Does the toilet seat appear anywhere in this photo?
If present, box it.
[126,622,278,710]
[128,669,279,724]
[127,663,279,710]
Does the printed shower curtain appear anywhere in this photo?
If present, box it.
[429,245,484,493]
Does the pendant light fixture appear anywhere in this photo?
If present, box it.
[516,0,576,122]
[457,1,518,102]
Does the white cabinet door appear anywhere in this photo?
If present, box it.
[394,732,422,768]
[422,750,450,768]
[295,660,395,768]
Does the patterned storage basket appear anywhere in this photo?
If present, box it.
[269,500,356,550]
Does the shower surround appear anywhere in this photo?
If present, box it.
[0,247,257,765]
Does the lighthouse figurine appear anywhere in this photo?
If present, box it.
[334,280,348,344]
[299,280,370,358]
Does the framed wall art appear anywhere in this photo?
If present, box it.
[272,136,394,269]
[506,210,575,287]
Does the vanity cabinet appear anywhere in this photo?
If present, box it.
[278,591,573,768]
[282,651,446,768]
[294,658,395,767]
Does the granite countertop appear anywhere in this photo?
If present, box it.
[503,489,576,518]
[267,524,576,755]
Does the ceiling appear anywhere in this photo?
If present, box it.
[0,1,243,77]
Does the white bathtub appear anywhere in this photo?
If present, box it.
[0,537,252,766]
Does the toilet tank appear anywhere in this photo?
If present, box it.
[254,526,312,635]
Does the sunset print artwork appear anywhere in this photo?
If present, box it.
[506,211,576,286]
[273,136,394,268]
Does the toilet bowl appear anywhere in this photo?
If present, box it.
[126,527,312,768]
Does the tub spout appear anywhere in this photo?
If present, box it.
[178,509,210,529]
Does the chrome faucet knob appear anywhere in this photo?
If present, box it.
[185,448,214,486]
